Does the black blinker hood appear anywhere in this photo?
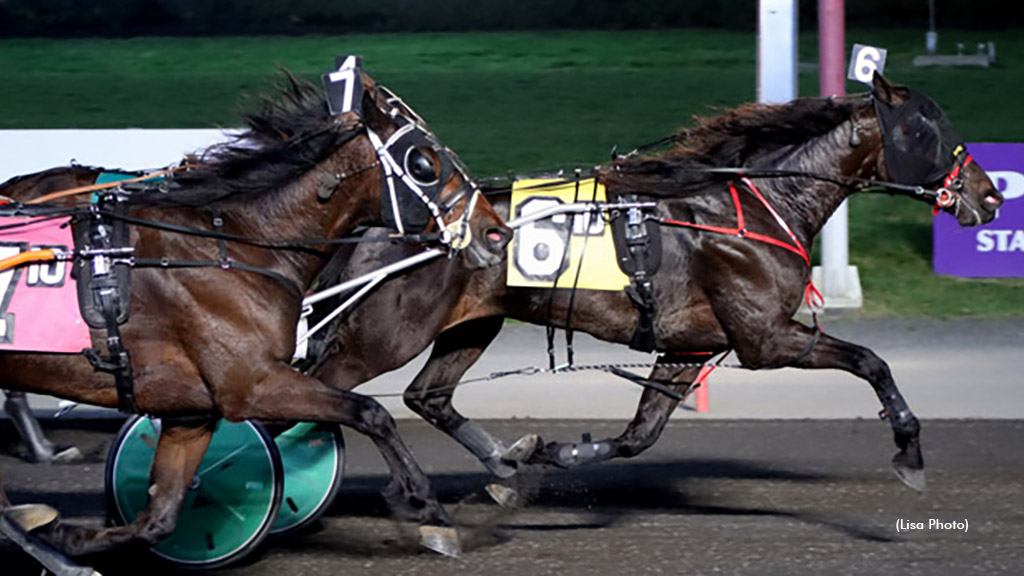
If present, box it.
[874,88,965,187]
[379,119,461,232]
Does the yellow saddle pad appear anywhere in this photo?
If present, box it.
[506,178,629,291]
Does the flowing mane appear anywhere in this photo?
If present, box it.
[136,73,364,207]
[604,97,856,196]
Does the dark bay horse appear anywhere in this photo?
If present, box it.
[311,73,1003,490]
[0,71,509,565]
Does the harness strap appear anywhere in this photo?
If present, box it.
[80,195,138,413]
[619,195,659,352]
[546,325,558,370]
[25,165,190,205]
[100,210,441,248]
[933,153,974,214]
[561,174,599,366]
[544,171,592,369]
[211,208,229,264]
[943,154,972,189]
[366,124,448,237]
[659,178,814,275]
[132,258,303,297]
[86,289,137,414]
[658,178,825,346]
[785,327,823,367]
[663,179,811,264]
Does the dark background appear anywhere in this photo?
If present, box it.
[2,0,1022,37]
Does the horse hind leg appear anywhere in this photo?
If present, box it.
[525,366,701,469]
[36,419,216,556]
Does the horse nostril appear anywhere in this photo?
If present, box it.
[485,227,510,247]
[984,191,1004,209]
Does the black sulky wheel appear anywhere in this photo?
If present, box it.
[105,416,284,569]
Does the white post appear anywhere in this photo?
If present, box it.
[757,0,798,104]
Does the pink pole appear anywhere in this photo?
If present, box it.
[693,365,716,413]
[818,0,846,98]
[695,384,710,413]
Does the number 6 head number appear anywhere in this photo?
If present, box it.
[848,44,888,85]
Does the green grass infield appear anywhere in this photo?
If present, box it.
[1,30,1022,317]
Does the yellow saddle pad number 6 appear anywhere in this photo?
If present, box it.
[507,178,628,291]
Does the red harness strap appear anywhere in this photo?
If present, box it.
[660,177,824,312]
[933,154,974,215]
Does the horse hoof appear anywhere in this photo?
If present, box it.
[485,483,521,508]
[51,446,83,464]
[503,434,541,463]
[419,525,461,558]
[482,458,517,479]
[893,464,926,492]
[3,504,60,533]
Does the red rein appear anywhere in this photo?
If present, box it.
[659,177,825,312]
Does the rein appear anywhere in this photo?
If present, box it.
[24,165,193,205]
[131,256,304,297]
[99,210,441,249]
[695,165,973,213]
[543,170,596,369]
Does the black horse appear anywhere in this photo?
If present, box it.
[309,73,1002,490]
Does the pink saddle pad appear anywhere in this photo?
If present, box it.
[0,216,92,353]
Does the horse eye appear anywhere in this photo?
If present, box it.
[405,148,438,185]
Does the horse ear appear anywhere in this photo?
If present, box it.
[358,74,384,126]
[871,71,907,106]
[871,71,895,103]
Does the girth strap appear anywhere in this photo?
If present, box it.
[79,193,138,413]
[83,290,136,414]
[611,195,662,352]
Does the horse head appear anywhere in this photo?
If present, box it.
[356,72,510,268]
[858,73,1004,226]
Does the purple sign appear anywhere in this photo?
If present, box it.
[933,143,1024,278]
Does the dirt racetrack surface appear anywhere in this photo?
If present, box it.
[2,418,1023,575]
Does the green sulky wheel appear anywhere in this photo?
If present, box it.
[105,416,284,569]
[270,422,345,537]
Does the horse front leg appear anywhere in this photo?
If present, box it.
[736,320,925,491]
[218,366,460,557]
[37,418,216,555]
[525,365,701,468]
[403,317,538,479]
